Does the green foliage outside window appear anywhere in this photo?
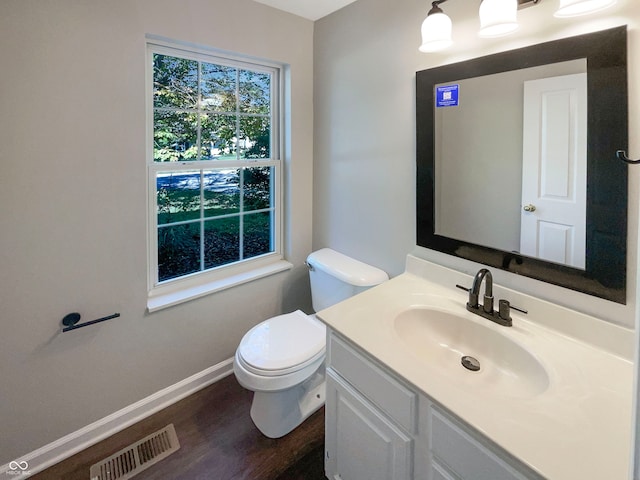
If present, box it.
[153,54,271,162]
[152,51,276,283]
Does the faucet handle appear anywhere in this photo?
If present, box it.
[456,284,479,308]
[498,299,528,324]
[498,299,510,319]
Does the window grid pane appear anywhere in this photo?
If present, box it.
[153,54,198,109]
[157,170,201,225]
[155,167,275,283]
[153,57,272,163]
[157,222,201,282]
[204,217,240,269]
[243,211,273,259]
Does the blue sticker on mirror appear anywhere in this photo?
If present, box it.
[436,84,459,107]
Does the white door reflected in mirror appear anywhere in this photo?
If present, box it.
[520,73,587,269]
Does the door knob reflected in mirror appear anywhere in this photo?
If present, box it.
[523,204,537,212]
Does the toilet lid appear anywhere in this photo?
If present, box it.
[238,310,326,373]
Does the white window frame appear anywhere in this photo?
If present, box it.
[146,39,291,312]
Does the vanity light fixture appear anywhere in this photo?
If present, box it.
[419,0,616,52]
[478,0,519,38]
[420,0,538,52]
[554,0,616,17]
[419,0,454,52]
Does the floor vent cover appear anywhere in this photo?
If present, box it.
[90,424,180,480]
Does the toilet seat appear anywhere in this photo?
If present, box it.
[237,310,326,377]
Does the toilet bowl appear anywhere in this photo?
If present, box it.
[234,310,327,438]
[233,248,388,438]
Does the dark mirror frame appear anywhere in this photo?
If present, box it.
[416,26,628,304]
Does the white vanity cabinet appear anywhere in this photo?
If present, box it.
[325,330,543,480]
[325,332,417,479]
[325,371,413,480]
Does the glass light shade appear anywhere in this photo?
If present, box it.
[478,0,519,38]
[419,11,453,52]
[554,0,616,17]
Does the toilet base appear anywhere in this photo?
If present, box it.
[250,372,325,438]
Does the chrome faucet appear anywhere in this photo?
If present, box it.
[456,268,527,327]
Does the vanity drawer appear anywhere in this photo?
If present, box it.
[328,332,417,433]
[430,407,538,480]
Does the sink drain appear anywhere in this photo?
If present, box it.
[461,355,480,372]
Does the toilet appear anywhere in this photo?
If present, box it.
[233,248,388,438]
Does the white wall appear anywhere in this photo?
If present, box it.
[313,0,639,328]
[0,0,313,465]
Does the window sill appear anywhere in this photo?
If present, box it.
[147,259,293,313]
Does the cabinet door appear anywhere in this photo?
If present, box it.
[430,407,538,480]
[431,462,458,480]
[326,370,413,480]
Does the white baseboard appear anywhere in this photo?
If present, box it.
[0,358,235,479]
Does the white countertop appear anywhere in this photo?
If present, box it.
[316,258,634,480]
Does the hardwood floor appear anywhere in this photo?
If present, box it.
[31,374,326,480]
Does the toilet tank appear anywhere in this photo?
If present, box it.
[306,248,389,312]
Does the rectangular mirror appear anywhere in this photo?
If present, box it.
[416,26,628,303]
[435,59,587,267]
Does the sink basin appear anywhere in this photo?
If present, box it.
[394,307,549,398]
